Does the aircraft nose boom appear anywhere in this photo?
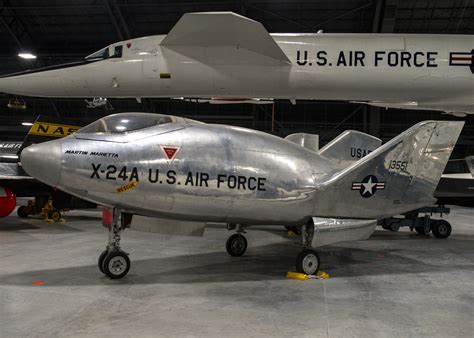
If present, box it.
[21,141,62,187]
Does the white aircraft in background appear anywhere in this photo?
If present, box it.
[1,12,474,115]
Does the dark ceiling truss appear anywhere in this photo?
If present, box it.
[103,0,132,40]
[0,0,472,158]
[0,0,34,52]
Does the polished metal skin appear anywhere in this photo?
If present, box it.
[1,12,474,115]
[20,113,464,278]
[21,113,464,226]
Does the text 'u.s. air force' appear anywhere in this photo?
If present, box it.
[90,164,266,191]
[296,50,438,68]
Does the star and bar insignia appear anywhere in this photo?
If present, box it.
[351,175,386,198]
[449,50,474,73]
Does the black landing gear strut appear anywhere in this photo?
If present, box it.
[295,221,320,275]
[98,208,132,279]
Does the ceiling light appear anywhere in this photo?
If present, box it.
[18,53,37,59]
[21,122,34,126]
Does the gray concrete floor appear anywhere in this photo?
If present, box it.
[0,206,473,338]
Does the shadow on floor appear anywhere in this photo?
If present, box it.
[1,239,472,287]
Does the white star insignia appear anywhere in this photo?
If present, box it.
[362,177,376,195]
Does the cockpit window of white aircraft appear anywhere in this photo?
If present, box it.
[86,45,123,61]
[112,45,123,58]
[85,47,110,61]
[77,113,173,134]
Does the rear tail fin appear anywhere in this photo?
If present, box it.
[17,116,81,154]
[285,133,319,153]
[318,130,382,167]
[314,121,464,219]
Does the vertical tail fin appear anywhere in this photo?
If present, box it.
[285,133,319,152]
[318,130,382,167]
[17,116,81,155]
[314,121,464,219]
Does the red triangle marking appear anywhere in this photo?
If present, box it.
[163,147,177,160]
[126,42,131,48]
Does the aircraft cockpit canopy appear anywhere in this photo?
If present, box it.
[85,44,123,61]
[76,113,201,135]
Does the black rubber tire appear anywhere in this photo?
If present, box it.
[389,223,400,232]
[17,206,29,218]
[432,220,452,239]
[415,225,430,235]
[103,250,131,279]
[48,210,61,221]
[296,249,320,275]
[226,234,248,257]
[98,250,108,274]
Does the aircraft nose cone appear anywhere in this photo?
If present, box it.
[21,140,62,187]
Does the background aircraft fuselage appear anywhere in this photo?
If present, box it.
[1,34,474,113]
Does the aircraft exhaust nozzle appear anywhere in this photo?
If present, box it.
[21,140,62,187]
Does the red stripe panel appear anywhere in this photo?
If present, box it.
[451,56,472,61]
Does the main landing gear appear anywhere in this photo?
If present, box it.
[98,208,132,279]
[295,222,320,275]
[225,221,321,275]
[225,223,248,256]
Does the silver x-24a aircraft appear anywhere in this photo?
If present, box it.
[2,12,474,115]
[20,113,463,279]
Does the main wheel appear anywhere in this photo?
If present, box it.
[103,250,131,279]
[48,210,61,222]
[296,249,320,275]
[432,220,452,239]
[389,223,400,232]
[226,234,247,257]
[17,206,29,218]
[98,250,108,274]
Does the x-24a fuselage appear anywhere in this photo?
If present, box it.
[20,113,463,278]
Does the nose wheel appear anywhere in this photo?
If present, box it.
[102,250,131,279]
[98,208,132,279]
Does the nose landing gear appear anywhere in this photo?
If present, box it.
[98,208,131,279]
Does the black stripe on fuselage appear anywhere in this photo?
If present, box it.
[0,59,100,78]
